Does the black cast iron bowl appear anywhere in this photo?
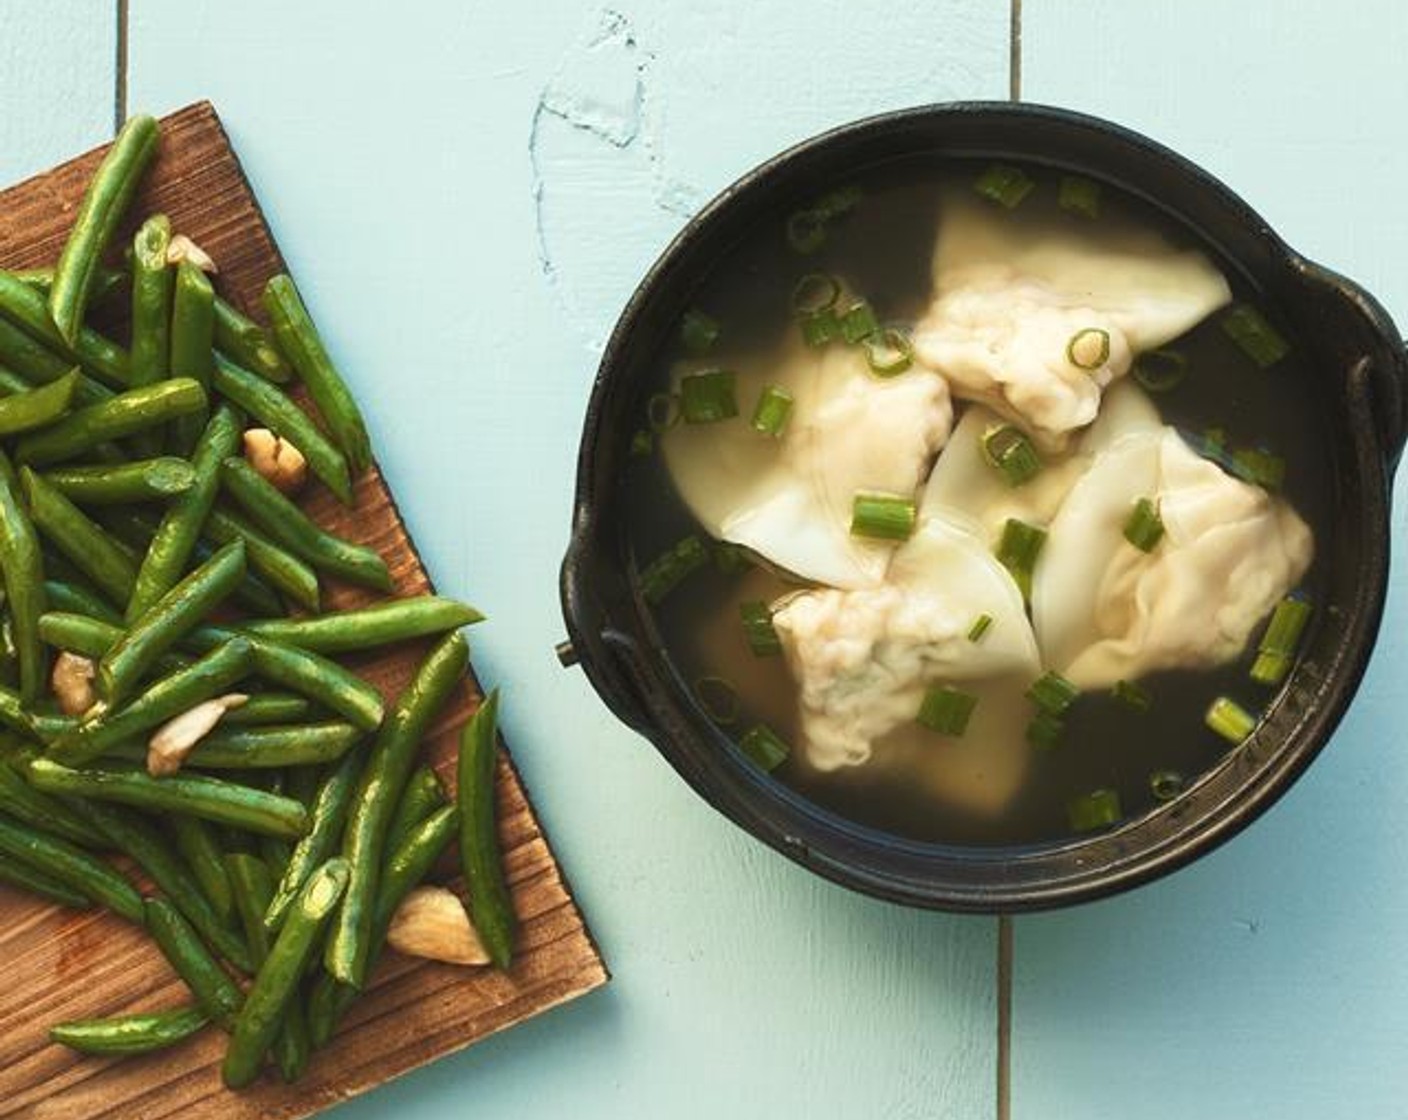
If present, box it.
[559,101,1408,913]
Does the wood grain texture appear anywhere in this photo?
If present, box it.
[0,102,605,1119]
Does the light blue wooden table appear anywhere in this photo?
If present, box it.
[4,2,1406,1117]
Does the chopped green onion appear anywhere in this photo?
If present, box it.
[1112,679,1152,712]
[1149,770,1185,802]
[1122,497,1165,552]
[792,272,842,316]
[982,424,1042,488]
[1058,175,1101,218]
[1067,788,1122,833]
[1027,671,1079,717]
[680,309,721,355]
[1026,711,1064,750]
[799,309,841,347]
[786,209,827,254]
[1066,327,1111,371]
[713,542,754,575]
[1132,348,1187,393]
[917,686,979,737]
[974,163,1035,209]
[1221,304,1290,368]
[750,385,794,437]
[647,391,681,432]
[694,676,740,725]
[1202,427,1228,458]
[850,492,917,542]
[1205,696,1257,744]
[679,369,739,424]
[863,327,914,377]
[839,301,880,343]
[639,536,709,605]
[1230,446,1285,491]
[739,724,791,772]
[996,518,1047,600]
[815,185,863,219]
[1251,595,1312,687]
[739,600,782,658]
[967,613,994,642]
[630,429,654,457]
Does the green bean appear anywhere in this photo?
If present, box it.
[48,636,254,766]
[0,764,107,848]
[127,404,242,620]
[13,264,126,304]
[205,506,320,614]
[48,114,161,344]
[212,354,351,502]
[129,216,172,389]
[214,296,292,384]
[44,458,197,505]
[263,274,372,473]
[102,540,246,704]
[245,597,483,656]
[223,857,349,1088]
[0,453,47,703]
[15,378,207,466]
[265,750,360,934]
[76,799,251,970]
[0,317,72,386]
[459,689,514,968]
[0,684,30,736]
[326,632,467,987]
[222,692,314,726]
[43,579,121,623]
[50,1006,208,1056]
[109,721,361,770]
[22,467,138,607]
[173,814,236,924]
[30,759,309,840]
[144,897,244,1029]
[0,811,142,922]
[38,610,168,668]
[0,363,36,396]
[0,271,132,388]
[0,369,79,436]
[387,764,445,858]
[308,804,461,1046]
[170,262,216,455]
[220,457,389,591]
[0,853,92,908]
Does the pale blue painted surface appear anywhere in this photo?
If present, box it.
[1015,2,1408,1118]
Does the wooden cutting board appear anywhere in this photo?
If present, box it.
[0,102,606,1118]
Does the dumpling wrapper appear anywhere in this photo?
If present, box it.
[1032,427,1314,689]
[912,190,1231,450]
[661,342,953,590]
[772,516,1040,814]
[921,378,1161,549]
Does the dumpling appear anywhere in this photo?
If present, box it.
[912,190,1231,450]
[661,339,953,589]
[772,517,1040,800]
[1032,428,1314,689]
[920,378,1162,549]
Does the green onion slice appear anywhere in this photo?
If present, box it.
[974,163,1035,209]
[815,185,863,219]
[1123,497,1165,552]
[1027,671,1079,717]
[751,385,794,437]
[850,492,917,541]
[1066,327,1111,371]
[1230,447,1286,491]
[680,309,721,356]
[1149,770,1185,802]
[1111,679,1152,712]
[917,686,979,737]
[694,676,741,725]
[1250,595,1311,687]
[839,301,880,343]
[739,724,790,772]
[981,424,1042,488]
[713,542,754,575]
[1132,349,1187,393]
[1026,711,1064,751]
[792,272,842,316]
[739,600,782,658]
[996,518,1047,600]
[679,369,739,424]
[647,391,681,433]
[968,613,994,642]
[863,327,914,377]
[1058,175,1101,218]
[786,209,827,254]
[800,309,841,347]
[1067,788,1122,833]
[1221,304,1290,368]
[629,429,654,457]
[1205,696,1257,745]
[639,536,709,605]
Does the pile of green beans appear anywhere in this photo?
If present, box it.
[0,113,514,1088]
